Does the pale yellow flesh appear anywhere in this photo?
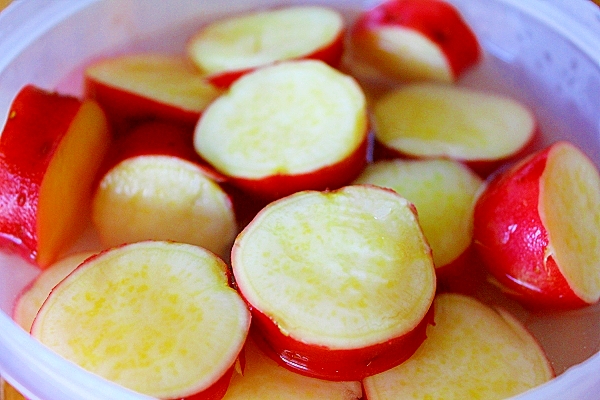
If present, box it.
[540,142,600,303]
[354,159,483,268]
[13,252,95,332]
[38,100,111,267]
[233,185,435,348]
[363,293,553,400]
[31,242,251,399]
[188,6,343,73]
[222,338,362,400]
[194,60,367,178]
[86,53,222,112]
[349,26,453,83]
[92,156,237,259]
[373,83,535,160]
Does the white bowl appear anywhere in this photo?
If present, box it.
[0,0,599,399]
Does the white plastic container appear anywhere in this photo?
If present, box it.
[0,0,599,399]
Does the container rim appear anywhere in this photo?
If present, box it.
[0,1,95,77]
[0,0,599,399]
[498,0,600,64]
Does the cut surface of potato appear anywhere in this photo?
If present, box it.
[232,185,435,380]
[92,155,237,259]
[188,6,344,75]
[373,83,535,165]
[363,293,553,400]
[31,241,251,399]
[540,142,600,304]
[354,158,483,271]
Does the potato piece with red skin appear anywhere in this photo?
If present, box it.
[187,6,345,88]
[371,83,537,177]
[0,85,111,268]
[232,185,436,381]
[92,121,237,258]
[473,141,600,310]
[194,60,369,202]
[347,0,481,84]
[85,53,222,134]
[31,241,251,400]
